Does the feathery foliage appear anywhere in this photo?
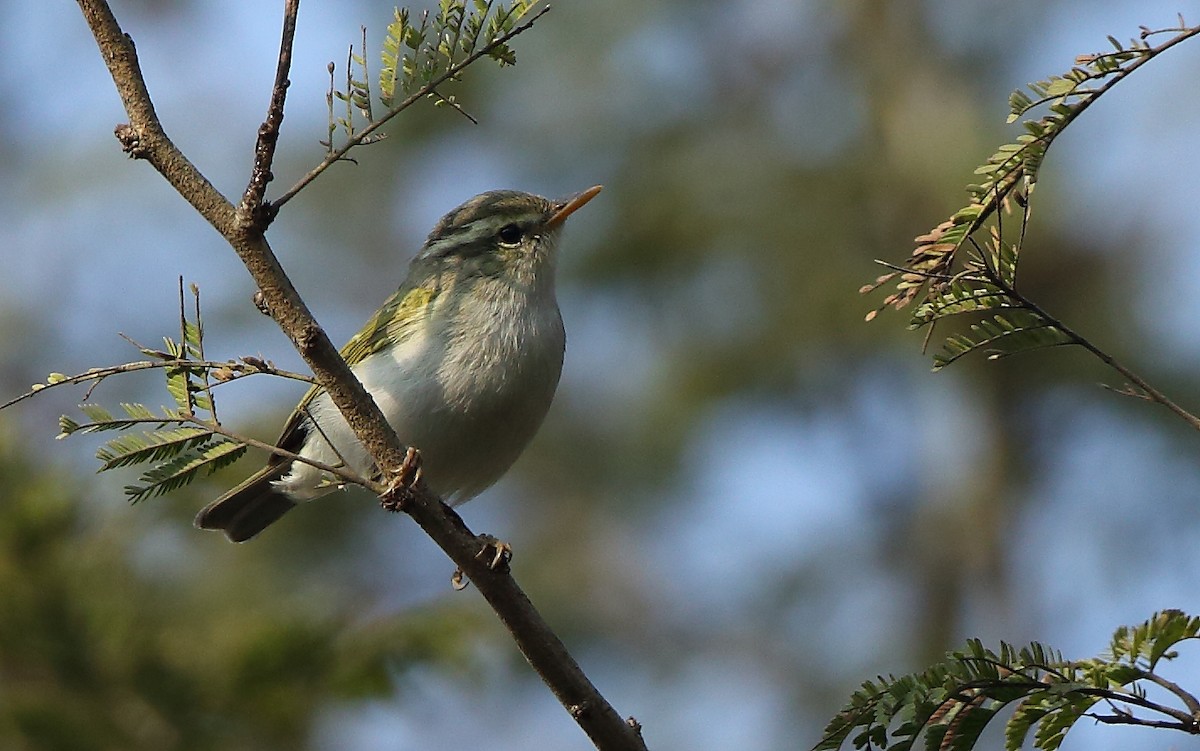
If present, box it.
[862,17,1200,370]
[53,282,248,502]
[324,0,540,152]
[817,610,1200,751]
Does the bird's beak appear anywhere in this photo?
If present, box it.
[545,185,602,229]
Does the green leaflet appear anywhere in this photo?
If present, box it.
[1110,609,1200,669]
[930,313,1074,372]
[125,439,246,503]
[96,426,214,471]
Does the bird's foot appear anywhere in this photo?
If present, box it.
[378,447,423,512]
[450,534,513,591]
[252,289,272,316]
[475,534,513,570]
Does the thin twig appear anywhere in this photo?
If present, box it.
[951,679,1198,727]
[196,416,377,492]
[1089,713,1198,732]
[430,88,480,124]
[1,358,316,411]
[322,62,336,155]
[188,283,222,423]
[1077,686,1199,726]
[871,258,959,282]
[241,0,299,227]
[298,402,355,472]
[270,4,551,211]
[69,410,376,492]
[171,277,201,418]
[983,264,1200,432]
[343,44,355,139]
[359,26,374,122]
[1143,671,1200,717]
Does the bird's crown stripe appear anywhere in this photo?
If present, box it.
[425,211,544,256]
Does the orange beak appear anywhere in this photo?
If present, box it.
[545,185,602,229]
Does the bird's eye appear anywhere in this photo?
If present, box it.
[497,223,523,245]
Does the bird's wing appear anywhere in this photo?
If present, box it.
[337,283,437,366]
[266,283,439,463]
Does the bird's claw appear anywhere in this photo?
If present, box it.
[475,534,512,570]
[378,447,423,512]
[450,534,513,591]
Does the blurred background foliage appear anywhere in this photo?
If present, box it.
[1,0,1200,749]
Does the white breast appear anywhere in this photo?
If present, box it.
[274,288,565,505]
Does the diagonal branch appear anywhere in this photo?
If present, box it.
[196,417,376,491]
[1078,686,1198,727]
[978,256,1200,432]
[73,1,648,749]
[1143,670,1200,718]
[1089,713,1199,733]
[75,0,237,233]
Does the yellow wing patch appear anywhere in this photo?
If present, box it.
[340,285,436,366]
[276,284,438,452]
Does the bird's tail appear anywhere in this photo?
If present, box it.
[195,464,295,542]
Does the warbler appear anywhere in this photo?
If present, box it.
[195,185,602,542]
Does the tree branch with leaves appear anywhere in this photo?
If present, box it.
[817,610,1200,751]
[862,15,1200,431]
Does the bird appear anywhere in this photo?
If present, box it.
[195,185,602,542]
